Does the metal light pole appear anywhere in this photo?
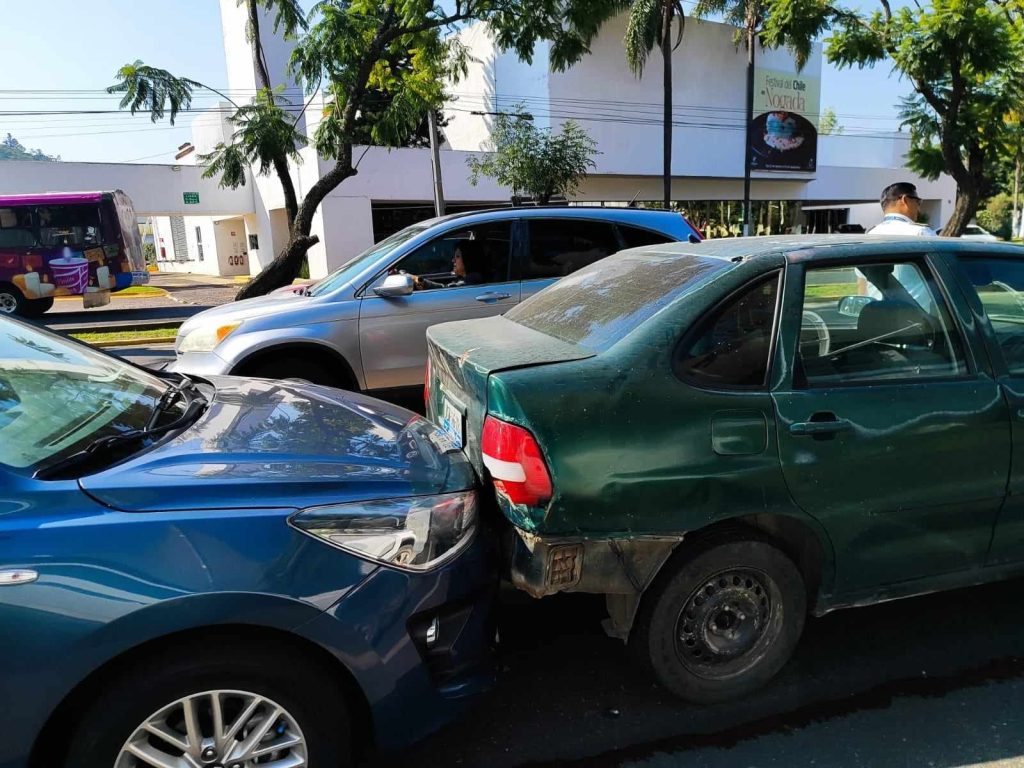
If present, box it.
[742,34,756,237]
[428,110,446,217]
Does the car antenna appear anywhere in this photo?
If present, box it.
[627,190,641,208]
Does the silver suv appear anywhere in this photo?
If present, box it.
[170,207,701,401]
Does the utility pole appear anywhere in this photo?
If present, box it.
[428,110,446,217]
[742,32,756,237]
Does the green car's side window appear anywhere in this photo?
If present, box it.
[674,272,781,389]
[958,256,1024,374]
[797,260,968,387]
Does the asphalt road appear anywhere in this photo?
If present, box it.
[110,342,176,369]
[381,581,1024,768]
[103,346,1024,768]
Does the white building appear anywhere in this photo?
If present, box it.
[0,4,956,280]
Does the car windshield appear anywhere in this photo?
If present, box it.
[307,224,430,297]
[506,251,726,351]
[0,318,168,470]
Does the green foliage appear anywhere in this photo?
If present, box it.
[466,109,599,203]
[819,106,842,135]
[764,0,1024,233]
[0,133,59,161]
[977,192,1014,238]
[199,88,308,189]
[106,60,205,125]
[142,243,157,266]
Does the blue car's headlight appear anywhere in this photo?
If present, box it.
[289,491,478,571]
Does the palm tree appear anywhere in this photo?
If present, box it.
[570,1,686,209]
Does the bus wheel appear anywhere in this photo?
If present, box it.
[0,284,25,316]
[21,297,54,318]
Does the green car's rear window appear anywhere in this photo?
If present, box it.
[506,251,726,351]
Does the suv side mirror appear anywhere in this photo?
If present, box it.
[837,295,873,317]
[374,273,415,297]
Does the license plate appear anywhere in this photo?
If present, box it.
[439,393,465,450]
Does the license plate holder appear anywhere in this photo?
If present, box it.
[440,392,466,450]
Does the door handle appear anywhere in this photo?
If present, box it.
[789,417,851,437]
[475,291,511,303]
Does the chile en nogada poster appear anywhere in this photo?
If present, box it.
[749,68,820,172]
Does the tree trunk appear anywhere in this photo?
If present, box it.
[742,28,755,236]
[245,0,298,231]
[236,155,359,300]
[942,186,981,237]
[1013,145,1021,239]
[661,0,673,209]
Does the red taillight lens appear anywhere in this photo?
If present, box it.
[424,357,431,410]
[481,415,553,507]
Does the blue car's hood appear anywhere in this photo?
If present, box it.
[80,376,473,512]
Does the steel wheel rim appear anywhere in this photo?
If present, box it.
[0,292,17,314]
[675,568,776,680]
[116,689,307,768]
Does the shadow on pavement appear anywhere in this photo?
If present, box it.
[378,577,1024,768]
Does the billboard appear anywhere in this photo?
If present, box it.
[749,67,821,173]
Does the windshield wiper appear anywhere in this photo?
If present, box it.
[35,381,208,481]
[147,373,198,429]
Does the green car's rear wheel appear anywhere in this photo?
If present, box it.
[633,538,806,703]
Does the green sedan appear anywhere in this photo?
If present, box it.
[425,235,1024,703]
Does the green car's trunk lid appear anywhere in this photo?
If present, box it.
[425,315,593,470]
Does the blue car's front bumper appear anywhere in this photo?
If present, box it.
[299,523,498,753]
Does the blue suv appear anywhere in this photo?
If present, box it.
[0,317,494,768]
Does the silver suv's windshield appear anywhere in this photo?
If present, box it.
[307,224,429,297]
[0,319,168,469]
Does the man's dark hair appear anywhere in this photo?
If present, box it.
[880,182,919,209]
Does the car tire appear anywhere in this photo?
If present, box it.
[631,537,806,703]
[20,296,54,318]
[62,640,353,768]
[0,284,25,316]
[247,354,344,389]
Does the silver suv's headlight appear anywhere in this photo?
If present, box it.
[289,491,478,571]
[177,321,242,353]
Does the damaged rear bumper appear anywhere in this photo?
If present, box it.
[505,525,682,639]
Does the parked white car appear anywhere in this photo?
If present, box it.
[960,224,999,242]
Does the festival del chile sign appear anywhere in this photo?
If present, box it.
[749,67,821,173]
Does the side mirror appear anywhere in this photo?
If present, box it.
[837,295,873,317]
[374,273,415,297]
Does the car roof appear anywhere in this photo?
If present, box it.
[412,206,689,228]
[632,234,1024,263]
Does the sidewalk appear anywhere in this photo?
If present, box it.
[48,272,241,315]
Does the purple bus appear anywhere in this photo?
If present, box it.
[0,190,149,317]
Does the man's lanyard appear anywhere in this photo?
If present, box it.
[881,214,915,224]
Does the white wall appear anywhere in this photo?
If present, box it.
[213,218,251,275]
[0,160,254,217]
[444,24,500,152]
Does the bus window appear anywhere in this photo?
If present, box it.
[36,205,102,248]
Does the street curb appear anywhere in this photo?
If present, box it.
[54,289,169,302]
[83,337,177,349]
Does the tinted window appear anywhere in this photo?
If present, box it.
[37,205,101,248]
[959,256,1024,374]
[675,274,780,388]
[0,207,36,248]
[797,261,967,386]
[618,225,673,249]
[506,251,725,351]
[384,221,512,290]
[524,219,619,279]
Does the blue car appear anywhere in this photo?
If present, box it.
[0,316,494,768]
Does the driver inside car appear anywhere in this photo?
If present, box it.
[411,240,487,290]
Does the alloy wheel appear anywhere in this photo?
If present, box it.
[116,689,307,768]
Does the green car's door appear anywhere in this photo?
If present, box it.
[954,253,1024,565]
[771,254,1011,597]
